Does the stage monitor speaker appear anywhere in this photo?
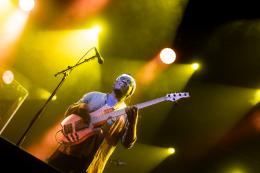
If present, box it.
[0,68,29,135]
[0,137,61,172]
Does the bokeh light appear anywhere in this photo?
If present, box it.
[19,0,35,12]
[160,48,176,64]
[2,70,14,84]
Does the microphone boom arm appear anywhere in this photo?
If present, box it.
[17,48,101,147]
[54,54,98,77]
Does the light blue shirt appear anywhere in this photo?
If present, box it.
[79,91,108,113]
[79,91,127,126]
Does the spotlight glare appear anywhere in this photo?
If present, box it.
[191,63,199,70]
[52,95,57,101]
[19,0,35,12]
[92,25,101,34]
[0,0,12,13]
[254,89,260,103]
[230,168,244,173]
[167,147,175,154]
[2,70,14,84]
[160,48,176,64]
[86,26,101,43]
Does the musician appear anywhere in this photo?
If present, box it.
[47,74,139,173]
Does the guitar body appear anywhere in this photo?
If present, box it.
[57,105,114,145]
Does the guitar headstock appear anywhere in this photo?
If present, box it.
[165,92,190,102]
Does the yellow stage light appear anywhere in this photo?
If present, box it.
[160,48,176,64]
[19,0,35,12]
[88,26,101,43]
[2,70,14,84]
[254,89,260,103]
[191,63,200,70]
[52,95,57,101]
[167,147,175,154]
[0,0,12,16]
[229,168,244,173]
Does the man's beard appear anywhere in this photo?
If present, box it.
[113,88,124,99]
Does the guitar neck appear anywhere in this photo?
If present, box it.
[91,96,166,125]
[134,96,166,109]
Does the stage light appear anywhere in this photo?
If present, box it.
[159,48,176,64]
[88,25,101,42]
[4,10,28,36]
[19,0,35,12]
[52,95,57,101]
[167,147,175,154]
[249,89,260,105]
[92,25,101,34]
[255,89,260,98]
[42,92,57,101]
[230,168,244,173]
[254,89,260,103]
[0,0,12,15]
[0,1,29,64]
[2,70,14,84]
[191,63,200,70]
[36,88,57,101]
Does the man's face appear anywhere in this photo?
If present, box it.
[113,75,135,98]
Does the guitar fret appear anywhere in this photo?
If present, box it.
[92,109,126,124]
[91,97,166,124]
[135,97,166,109]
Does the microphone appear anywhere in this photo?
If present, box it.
[95,47,104,64]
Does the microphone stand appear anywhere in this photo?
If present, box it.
[17,55,99,147]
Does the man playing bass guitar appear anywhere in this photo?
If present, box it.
[47,73,139,173]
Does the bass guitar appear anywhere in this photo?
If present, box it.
[56,92,190,145]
